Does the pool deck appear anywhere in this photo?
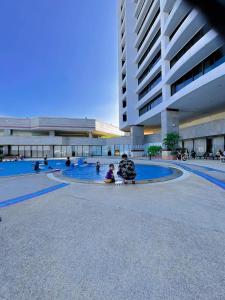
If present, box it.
[0,158,225,300]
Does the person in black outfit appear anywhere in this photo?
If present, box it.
[96,161,100,173]
[191,150,196,159]
[44,156,48,165]
[65,157,71,167]
[117,153,136,184]
[34,161,40,172]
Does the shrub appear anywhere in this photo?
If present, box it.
[163,133,180,151]
[147,145,162,157]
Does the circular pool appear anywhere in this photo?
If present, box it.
[62,163,181,183]
[0,160,182,183]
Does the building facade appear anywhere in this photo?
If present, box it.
[0,117,131,158]
[118,0,225,154]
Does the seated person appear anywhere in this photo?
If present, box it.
[176,150,182,160]
[34,161,40,172]
[117,153,136,184]
[96,161,100,173]
[65,157,71,167]
[191,150,196,159]
[105,164,115,183]
[203,152,208,159]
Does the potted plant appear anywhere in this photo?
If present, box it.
[162,132,180,160]
[147,145,162,159]
[0,153,4,162]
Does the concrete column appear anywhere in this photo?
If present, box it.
[130,125,144,157]
[161,109,179,147]
[89,131,93,138]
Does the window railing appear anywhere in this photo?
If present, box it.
[137,0,155,35]
[139,93,162,116]
[138,29,161,68]
[170,25,210,68]
[171,46,225,95]
[138,8,160,51]
[138,72,161,100]
[138,50,161,84]
[169,10,191,41]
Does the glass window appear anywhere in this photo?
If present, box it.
[43,146,52,157]
[61,146,67,157]
[171,46,225,95]
[114,145,121,156]
[54,146,62,158]
[91,146,102,156]
[102,146,108,156]
[37,146,43,158]
[77,146,83,156]
[24,146,31,158]
[11,146,18,156]
[83,146,90,157]
[18,146,25,157]
[32,146,38,158]
[66,146,72,157]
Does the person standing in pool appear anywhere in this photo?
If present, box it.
[65,157,71,167]
[44,155,48,165]
[105,164,115,183]
[117,154,136,184]
[96,161,100,173]
[34,161,40,172]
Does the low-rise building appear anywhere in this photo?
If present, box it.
[0,117,131,158]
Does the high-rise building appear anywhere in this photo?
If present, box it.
[118,0,225,155]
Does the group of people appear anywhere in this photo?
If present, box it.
[176,149,196,160]
[32,154,136,184]
[176,149,225,160]
[33,155,50,171]
[103,154,136,184]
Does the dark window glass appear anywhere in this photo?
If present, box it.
[138,72,161,100]
[139,93,162,116]
[138,29,161,68]
[138,8,160,51]
[169,11,191,41]
[171,46,225,95]
[138,50,161,84]
[137,0,155,34]
[170,25,210,68]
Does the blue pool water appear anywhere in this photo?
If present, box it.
[0,160,66,177]
[63,163,173,182]
[0,160,173,181]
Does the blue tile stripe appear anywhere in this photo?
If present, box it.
[173,162,225,190]
[0,183,69,208]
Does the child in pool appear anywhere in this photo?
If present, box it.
[105,164,115,183]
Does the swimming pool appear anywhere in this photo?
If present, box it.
[0,160,66,177]
[0,160,181,183]
[63,163,176,182]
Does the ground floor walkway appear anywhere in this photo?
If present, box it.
[0,159,225,299]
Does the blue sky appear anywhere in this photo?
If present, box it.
[0,0,119,125]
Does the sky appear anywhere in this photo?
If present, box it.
[0,0,119,125]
